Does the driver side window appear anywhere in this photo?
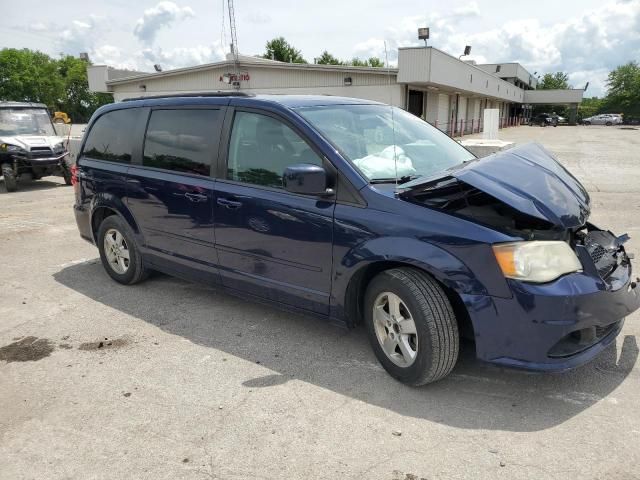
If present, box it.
[227,111,322,188]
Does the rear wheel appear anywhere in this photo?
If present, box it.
[584,121,591,126]
[97,215,148,285]
[364,268,459,386]
[60,162,72,185]
[605,121,612,126]
[2,163,17,192]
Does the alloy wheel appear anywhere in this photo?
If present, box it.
[372,292,418,367]
[103,228,130,274]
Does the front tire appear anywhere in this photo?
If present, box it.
[97,215,148,285]
[364,268,459,386]
[2,163,17,192]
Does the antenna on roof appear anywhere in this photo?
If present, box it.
[227,0,240,89]
[384,40,399,189]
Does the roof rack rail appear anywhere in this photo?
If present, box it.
[122,91,254,102]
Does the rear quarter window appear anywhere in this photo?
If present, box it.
[82,108,144,163]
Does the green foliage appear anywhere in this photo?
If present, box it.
[316,51,342,65]
[263,37,307,63]
[0,48,112,123]
[538,72,570,90]
[578,97,604,120]
[602,61,640,117]
[349,57,385,67]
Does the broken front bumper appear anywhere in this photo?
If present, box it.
[462,254,639,372]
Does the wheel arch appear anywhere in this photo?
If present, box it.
[90,195,142,244]
[342,260,474,341]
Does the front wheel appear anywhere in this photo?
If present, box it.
[365,268,459,386]
[605,121,612,126]
[97,215,148,285]
[2,163,17,192]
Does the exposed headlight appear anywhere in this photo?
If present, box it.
[0,143,24,153]
[492,241,582,283]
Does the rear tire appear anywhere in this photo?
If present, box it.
[605,121,612,126]
[364,268,459,386]
[60,163,72,186]
[2,163,17,192]
[584,121,591,126]
[97,215,148,285]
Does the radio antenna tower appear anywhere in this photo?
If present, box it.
[227,0,240,88]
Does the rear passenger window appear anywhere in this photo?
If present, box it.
[83,108,143,163]
[227,111,322,188]
[143,109,220,176]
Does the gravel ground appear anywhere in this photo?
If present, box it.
[1,125,639,480]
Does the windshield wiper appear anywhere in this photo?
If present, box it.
[370,175,421,185]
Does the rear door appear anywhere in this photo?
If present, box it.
[213,108,335,314]
[77,107,147,227]
[126,106,224,281]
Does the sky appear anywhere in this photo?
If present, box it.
[2,0,639,97]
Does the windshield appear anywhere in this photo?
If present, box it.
[0,108,56,136]
[296,104,475,182]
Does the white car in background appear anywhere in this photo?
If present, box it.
[582,114,623,126]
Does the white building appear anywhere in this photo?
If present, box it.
[87,47,585,133]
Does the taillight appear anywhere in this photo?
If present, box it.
[71,163,80,196]
[71,164,78,185]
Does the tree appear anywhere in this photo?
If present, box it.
[578,97,604,121]
[350,57,385,67]
[0,48,112,123]
[602,61,640,117]
[538,72,570,90]
[263,37,307,63]
[316,50,342,65]
[0,48,62,105]
[56,55,113,123]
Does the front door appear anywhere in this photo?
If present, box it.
[214,109,335,314]
[126,107,224,279]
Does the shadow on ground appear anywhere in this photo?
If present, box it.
[0,178,67,193]
[54,260,638,432]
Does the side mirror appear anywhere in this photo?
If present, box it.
[283,163,331,196]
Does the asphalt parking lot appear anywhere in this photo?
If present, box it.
[1,125,639,480]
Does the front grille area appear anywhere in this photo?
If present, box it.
[29,147,53,158]
[583,232,620,279]
[548,321,621,358]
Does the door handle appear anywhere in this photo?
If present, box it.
[184,192,208,202]
[217,197,243,209]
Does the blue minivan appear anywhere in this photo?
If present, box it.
[73,93,639,385]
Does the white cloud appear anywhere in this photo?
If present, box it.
[351,0,640,96]
[452,2,480,19]
[91,45,140,70]
[140,43,225,70]
[134,1,195,45]
[57,15,105,55]
[244,11,271,25]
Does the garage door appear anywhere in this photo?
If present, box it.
[437,94,450,133]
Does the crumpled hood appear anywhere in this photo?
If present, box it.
[403,142,591,229]
[0,135,64,151]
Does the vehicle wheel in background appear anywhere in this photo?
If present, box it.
[364,267,459,386]
[2,163,17,192]
[584,121,591,126]
[60,163,72,186]
[97,215,148,285]
[605,121,612,126]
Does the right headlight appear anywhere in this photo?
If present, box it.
[492,241,583,283]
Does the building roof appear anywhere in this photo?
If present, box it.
[104,53,397,86]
